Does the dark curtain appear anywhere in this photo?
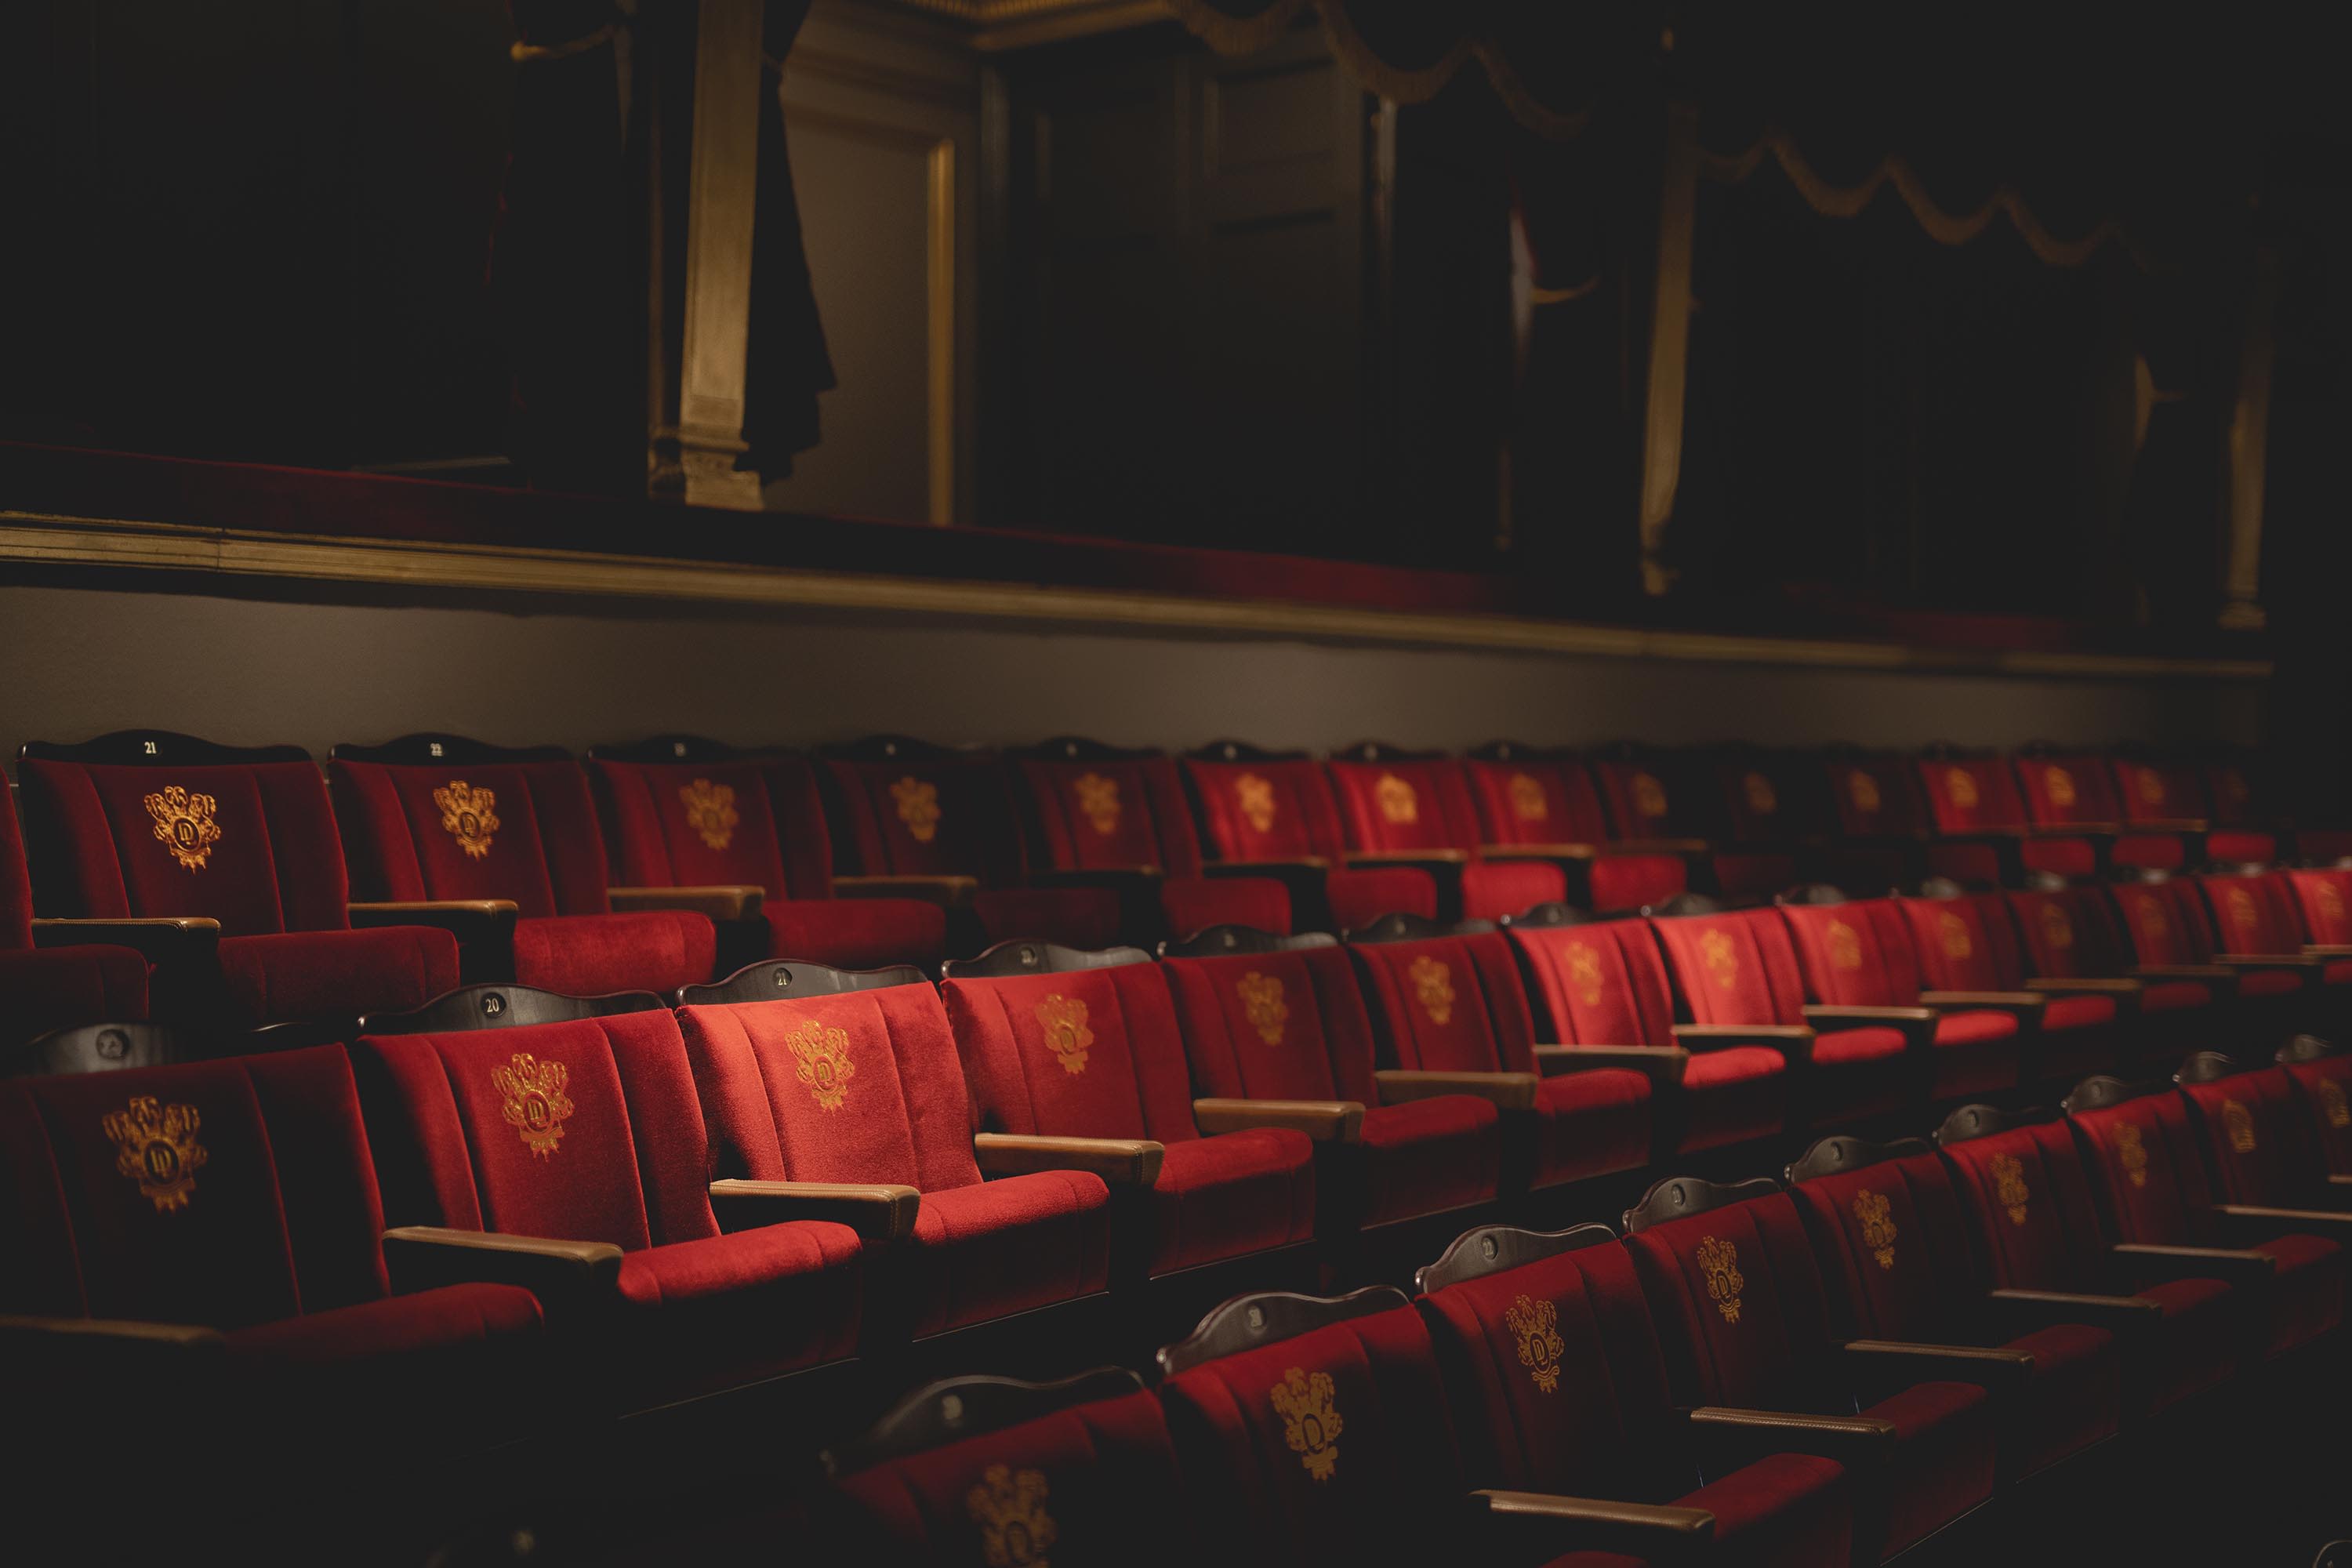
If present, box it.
[741,1,834,477]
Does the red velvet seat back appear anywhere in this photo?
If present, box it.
[1896,893,2022,991]
[355,1012,722,1250]
[2204,760,2260,827]
[1587,853,1690,914]
[2109,760,2209,827]
[1,787,34,948]
[1345,931,1537,1074]
[822,750,1030,886]
[1418,1239,1685,1499]
[1823,756,1927,838]
[1012,754,1203,877]
[1323,756,1487,858]
[678,984,984,1194]
[2013,757,2121,829]
[0,1044,392,1328]
[1160,945,1379,1104]
[1934,1121,2111,1294]
[1180,756,1349,863]
[1621,1189,1837,1409]
[1650,909,1810,1027]
[1588,757,1691,840]
[1778,899,1924,1008]
[2279,1052,2352,1175]
[1711,758,1811,844]
[2195,873,2299,955]
[2176,1066,2325,1207]
[2003,887,2131,980]
[2108,880,2211,966]
[330,757,612,917]
[1788,1149,1985,1344]
[20,757,353,935]
[941,960,1200,1142]
[2067,1091,2220,1247]
[1159,1300,1464,1562]
[1505,919,1675,1047]
[1459,757,1611,847]
[589,753,833,898]
[1915,758,2029,835]
[2279,868,2352,946]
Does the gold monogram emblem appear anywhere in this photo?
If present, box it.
[2039,902,2074,952]
[1565,942,1605,1007]
[2136,767,2167,807]
[1034,995,1092,1075]
[103,1097,208,1213]
[2135,895,2169,943]
[1508,772,1548,823]
[1947,768,1980,810]
[434,780,501,861]
[1696,1235,1744,1323]
[1848,771,1882,815]
[1824,919,1864,972]
[2114,1122,2149,1189]
[2045,766,2078,809]
[492,1052,574,1158]
[1632,772,1668,820]
[2318,881,2347,931]
[1743,771,1777,816]
[1853,1189,1896,1269]
[2321,1079,2351,1131]
[2223,886,2257,939]
[786,1018,855,1112]
[1374,773,1418,826]
[966,1465,1057,1568]
[1073,773,1121,836]
[679,778,739,851]
[1990,1152,2030,1225]
[2222,1098,2256,1155]
[1698,928,1740,990]
[1938,910,1973,961]
[1236,971,1289,1047]
[1408,955,1456,1025]
[143,786,220,873]
[1504,1294,1566,1393]
[891,775,942,844]
[1236,772,1277,834]
[2222,769,2249,806]
[1271,1367,1343,1482]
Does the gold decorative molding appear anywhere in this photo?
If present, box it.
[855,0,1171,51]
[0,509,2270,683]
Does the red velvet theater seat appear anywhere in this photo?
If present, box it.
[1007,737,1289,944]
[2005,881,2223,1065]
[0,783,150,1048]
[2276,1034,2352,1177]
[2192,869,2349,1029]
[820,734,1129,952]
[1932,1105,2238,1416]
[18,731,459,1029]
[1416,1222,1856,1566]
[1504,904,1783,1155]
[939,940,1316,1287]
[1912,752,2092,883]
[1784,1135,2122,1480]
[329,734,717,996]
[587,735,946,971]
[1693,750,1819,902]
[2063,1075,2345,1359]
[1159,926,1504,1235]
[2192,753,2286,862]
[2105,873,2304,1042]
[1811,750,1932,893]
[1461,742,1693,915]
[354,1009,862,1406]
[1181,741,1439,931]
[1894,884,2124,1090]
[2013,751,2184,873]
[1323,743,1568,922]
[2172,1051,2352,1215]
[676,961,1111,1343]
[1347,916,1653,1191]
[1620,1174,1998,1562]
[2277,866,2352,951]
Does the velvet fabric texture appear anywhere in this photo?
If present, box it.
[212,927,458,1030]
[0,946,149,1046]
[1778,900,2020,1099]
[1585,852,1690,914]
[2106,760,2209,827]
[940,960,1316,1275]
[1159,874,1291,942]
[1585,757,1697,840]
[1822,757,1929,839]
[2176,1065,2332,1208]
[1898,891,2118,1084]
[2278,1049,2352,1175]
[677,984,1112,1338]
[1162,942,1502,1224]
[0,786,39,946]
[1011,753,1207,877]
[2013,756,2122,829]
[1181,754,1440,926]
[762,895,948,970]
[1323,756,1570,919]
[821,749,1031,886]
[1348,930,1652,1185]
[1459,757,1613,846]
[972,885,1126,950]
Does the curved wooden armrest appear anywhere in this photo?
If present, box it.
[1802,1005,1936,1051]
[833,874,978,909]
[1192,1098,1363,1142]
[2212,953,2324,975]
[1982,1287,2161,1345]
[1686,1406,1895,1476]
[1608,837,1711,855]
[708,1179,921,1242]
[1472,1490,1713,1566]
[1345,848,1468,866]
[2209,1204,2352,1242]
[2024,977,2143,996]
[0,1315,224,1357]
[2130,964,2234,983]
[1206,856,1330,873]
[2302,945,2352,959]
[381,1225,623,1314]
[1375,1069,1540,1112]
[1481,843,1599,862]
[349,900,518,946]
[2110,1242,2274,1290]
[1535,1044,1688,1092]
[972,1133,1163,1185]
[1918,991,2046,1011]
[30,916,221,964]
[1843,1339,2034,1399]
[1026,866,1164,887]
[1671,1023,1814,1065]
[608,884,764,921]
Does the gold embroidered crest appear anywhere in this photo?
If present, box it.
[1035,995,1092,1075]
[1408,955,1456,1025]
[2044,766,2078,809]
[1565,942,1605,1007]
[1848,770,1882,815]
[2223,885,2257,940]
[2135,895,2169,943]
[1938,911,1973,961]
[966,1464,1056,1568]
[2318,881,2347,932]
[1270,1367,1342,1482]
[1236,772,1278,834]
[2221,769,2249,807]
[1504,1294,1566,1393]
[1508,772,1548,823]
[1853,1189,1896,1269]
[1073,773,1121,836]
[143,786,221,873]
[2038,902,2074,952]
[786,1018,855,1111]
[1947,768,1980,811]
[2222,1098,2256,1155]
[492,1052,575,1158]
[103,1097,208,1213]
[1632,772,1669,820]
[2136,767,2167,808]
[2321,1078,2351,1131]
[1374,773,1419,826]
[1236,971,1289,1047]
[1696,1235,1744,1323]
[891,775,942,843]
[434,780,501,861]
[1824,919,1864,972]
[1743,771,1777,817]
[2114,1122,2149,1189]
[1989,1152,2030,1225]
[1698,929,1740,991]
[679,778,739,851]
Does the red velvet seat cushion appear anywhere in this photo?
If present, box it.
[1531,1067,1653,1184]
[1807,1025,1915,1122]
[1148,1128,1316,1276]
[2322,959,2352,986]
[762,895,946,970]
[972,885,1124,949]
[2281,1056,2352,1175]
[2137,1276,2238,1412]
[510,909,716,995]
[2040,993,2117,1031]
[2140,979,2214,1014]
[1159,874,1290,942]
[1325,865,1436,927]
[2234,967,2305,1000]
[2250,1232,2346,1356]
[2002,1323,2122,1477]
[1459,858,1567,922]
[1586,853,1687,914]
[1678,1451,1852,1566]
[1861,1380,1995,1556]
[1810,1025,1907,1067]
[212,927,458,1027]
[612,1219,863,1395]
[1356,1096,1501,1225]
[1677,1045,1786,1152]
[0,945,148,1044]
[224,1280,540,1364]
[907,1172,1112,1336]
[1926,1008,2020,1100]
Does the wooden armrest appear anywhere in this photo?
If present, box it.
[1610,837,1711,855]
[1802,1005,1936,1051]
[832,874,978,909]
[1686,1406,1896,1475]
[381,1225,623,1316]
[2302,945,2352,959]
[1191,1098,1363,1142]
[2130,964,2235,982]
[0,1314,224,1357]
[972,1133,1163,1185]
[1027,866,1163,886]
[1671,1023,1813,1066]
[1205,856,1330,873]
[1472,1490,1713,1566]
[1983,1287,2161,1345]
[708,1179,920,1242]
[608,884,764,921]
[1843,1339,2034,1400]
[348,900,518,946]
[2110,1242,2275,1290]
[1345,848,1468,866]
[2024,977,2143,996]
[1374,1069,1541,1112]
[2212,953,2323,977]
[30,916,220,964]
[2209,1204,2352,1237]
[1918,990,2048,1012]
[1535,1044,1689,1093]
[1480,843,1599,862]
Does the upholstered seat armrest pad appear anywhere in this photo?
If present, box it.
[972,1133,1164,1186]
[833,875,979,909]
[348,900,517,944]
[1375,1069,1541,1112]
[1983,1289,2161,1345]
[1671,1024,1814,1065]
[2209,1205,2352,1241]
[709,1179,920,1241]
[0,1315,225,1366]
[1472,1490,1714,1566]
[1192,1098,1364,1142]
[1802,1005,1936,1050]
[1536,1044,1689,1091]
[382,1225,623,1316]
[1345,848,1469,865]
[1686,1406,1896,1478]
[1480,843,1599,862]
[608,885,764,920]
[1844,1339,2034,1399]
[30,916,220,964]
[2109,1243,2275,1290]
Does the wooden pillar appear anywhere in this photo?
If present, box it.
[1637,100,1699,597]
[2220,243,2281,631]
